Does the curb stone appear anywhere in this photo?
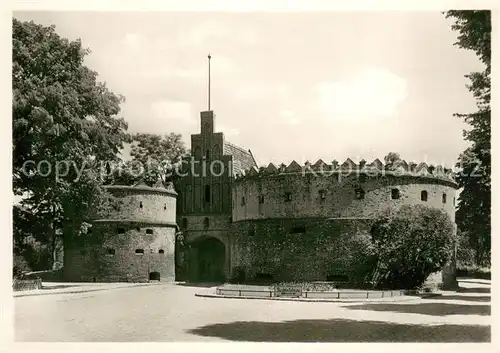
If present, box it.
[13,283,156,298]
[194,293,423,303]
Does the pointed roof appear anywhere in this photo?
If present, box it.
[285,160,302,172]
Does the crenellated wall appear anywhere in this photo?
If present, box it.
[233,159,457,222]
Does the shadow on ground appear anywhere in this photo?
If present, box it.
[41,284,80,290]
[423,295,490,302]
[457,287,490,294]
[343,303,490,316]
[188,319,490,342]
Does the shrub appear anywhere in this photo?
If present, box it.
[370,205,456,289]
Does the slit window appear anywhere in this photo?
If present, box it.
[205,185,211,202]
[135,249,144,255]
[421,190,428,202]
[241,196,246,206]
[204,217,210,228]
[164,203,167,210]
[139,201,143,208]
[285,192,292,202]
[146,229,154,235]
[159,249,164,254]
[442,193,447,204]
[453,197,456,206]
[290,226,306,234]
[391,189,400,200]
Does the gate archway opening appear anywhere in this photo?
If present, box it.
[190,237,226,282]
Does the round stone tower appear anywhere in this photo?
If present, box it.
[63,181,178,282]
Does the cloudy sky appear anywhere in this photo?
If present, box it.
[14,11,484,167]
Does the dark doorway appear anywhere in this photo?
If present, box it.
[192,237,226,282]
[149,271,160,281]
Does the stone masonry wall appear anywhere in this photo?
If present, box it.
[231,218,374,282]
[64,224,176,282]
[101,186,177,224]
[233,173,456,222]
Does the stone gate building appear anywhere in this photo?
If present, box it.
[174,110,458,287]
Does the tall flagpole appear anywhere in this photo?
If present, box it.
[208,53,211,111]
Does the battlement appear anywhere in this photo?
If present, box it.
[235,158,458,187]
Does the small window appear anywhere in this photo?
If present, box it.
[139,201,143,209]
[118,228,125,234]
[355,188,365,200]
[205,185,211,203]
[203,217,210,228]
[290,226,306,234]
[241,196,246,206]
[135,249,144,255]
[319,190,326,200]
[285,192,292,202]
[391,189,400,200]
[421,190,428,202]
[258,195,264,204]
[182,218,188,229]
[146,229,154,235]
[106,248,115,256]
[442,193,447,204]
[164,203,167,210]
[159,249,164,254]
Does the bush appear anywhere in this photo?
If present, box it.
[370,205,456,289]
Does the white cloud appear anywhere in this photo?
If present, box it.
[121,33,142,49]
[317,67,408,120]
[218,124,240,137]
[280,109,300,125]
[234,82,288,101]
[150,100,195,124]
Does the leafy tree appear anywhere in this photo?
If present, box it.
[12,19,128,268]
[370,205,456,289]
[129,133,187,185]
[383,152,401,169]
[445,11,491,266]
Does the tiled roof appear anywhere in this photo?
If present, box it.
[223,141,257,176]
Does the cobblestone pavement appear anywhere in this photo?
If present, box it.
[14,279,491,342]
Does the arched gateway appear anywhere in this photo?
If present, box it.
[187,237,226,282]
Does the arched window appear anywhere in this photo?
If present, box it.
[135,249,144,255]
[204,185,211,203]
[442,193,447,204]
[194,146,202,160]
[139,201,143,209]
[421,190,428,202]
[212,144,220,160]
[182,217,188,229]
[391,188,400,200]
[203,217,210,228]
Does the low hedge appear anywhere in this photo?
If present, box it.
[456,267,491,280]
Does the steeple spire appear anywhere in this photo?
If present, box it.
[208,53,211,111]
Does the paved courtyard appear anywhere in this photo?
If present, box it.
[14,279,491,342]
